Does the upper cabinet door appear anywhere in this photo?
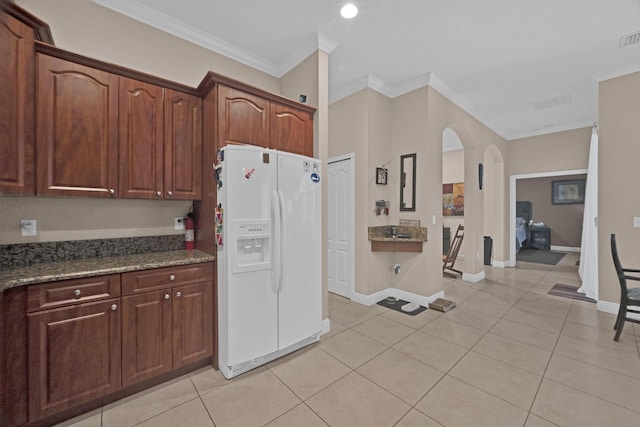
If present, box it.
[218,85,270,148]
[36,55,119,197]
[164,89,202,200]
[0,13,35,194]
[118,77,164,199]
[270,104,313,157]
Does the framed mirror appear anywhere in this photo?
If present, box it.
[400,153,416,211]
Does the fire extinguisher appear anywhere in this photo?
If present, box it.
[184,213,195,250]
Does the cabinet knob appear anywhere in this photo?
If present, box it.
[111,304,117,311]
[156,191,162,197]
[169,274,176,281]
[164,293,170,300]
[109,188,115,195]
[167,191,173,197]
[73,289,81,297]
[176,291,182,297]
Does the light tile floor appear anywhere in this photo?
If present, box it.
[57,252,640,427]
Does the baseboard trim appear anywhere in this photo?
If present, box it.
[597,300,617,315]
[351,288,444,307]
[492,260,507,268]
[595,300,640,320]
[462,271,486,283]
[321,318,331,336]
[551,245,580,253]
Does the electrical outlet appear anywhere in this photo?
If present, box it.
[634,217,640,228]
[21,219,37,236]
[174,217,184,230]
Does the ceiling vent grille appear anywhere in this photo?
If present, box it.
[620,31,640,48]
[533,94,572,110]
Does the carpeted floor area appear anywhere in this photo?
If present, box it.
[516,248,566,265]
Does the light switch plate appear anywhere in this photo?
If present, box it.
[21,219,37,236]
[634,217,640,228]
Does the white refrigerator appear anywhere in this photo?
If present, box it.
[216,145,322,379]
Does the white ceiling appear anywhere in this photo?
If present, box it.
[94,0,640,140]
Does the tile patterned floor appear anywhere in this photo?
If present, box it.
[57,252,640,427]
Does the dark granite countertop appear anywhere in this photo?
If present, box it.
[368,226,428,243]
[0,250,215,292]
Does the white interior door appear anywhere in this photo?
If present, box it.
[328,155,354,298]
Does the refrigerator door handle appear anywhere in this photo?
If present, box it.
[271,190,283,293]
[277,190,287,293]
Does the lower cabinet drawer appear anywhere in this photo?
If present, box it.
[26,274,121,312]
[122,263,214,295]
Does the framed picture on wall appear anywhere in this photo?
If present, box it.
[376,167,387,185]
[552,179,586,204]
[443,182,464,216]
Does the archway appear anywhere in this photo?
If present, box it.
[483,145,505,265]
[442,128,464,261]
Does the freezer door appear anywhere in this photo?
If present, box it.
[276,152,322,349]
[220,146,279,366]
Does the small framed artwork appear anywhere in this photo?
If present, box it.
[376,167,387,185]
[552,179,586,204]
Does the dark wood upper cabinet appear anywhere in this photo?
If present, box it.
[118,77,164,199]
[165,90,202,200]
[35,51,202,200]
[270,104,314,157]
[217,85,270,148]
[0,12,35,194]
[217,84,314,157]
[36,54,119,197]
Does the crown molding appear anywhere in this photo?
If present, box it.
[95,0,336,79]
[593,61,640,83]
[427,74,510,140]
[93,0,600,143]
[93,0,278,75]
[506,120,594,141]
[275,31,337,77]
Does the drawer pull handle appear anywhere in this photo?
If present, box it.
[74,289,81,297]
[109,188,115,195]
[167,191,173,197]
[169,274,176,281]
[164,293,170,300]
[111,304,117,311]
[156,191,162,197]
[176,291,182,297]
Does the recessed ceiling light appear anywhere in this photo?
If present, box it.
[340,3,358,19]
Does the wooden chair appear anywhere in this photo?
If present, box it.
[443,225,464,277]
[611,234,640,341]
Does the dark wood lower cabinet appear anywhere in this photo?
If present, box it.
[121,290,173,386]
[27,298,121,420]
[122,282,214,386]
[1,263,215,427]
[172,282,213,368]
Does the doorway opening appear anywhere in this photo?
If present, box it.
[509,169,588,266]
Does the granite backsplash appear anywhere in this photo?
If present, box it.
[0,235,185,267]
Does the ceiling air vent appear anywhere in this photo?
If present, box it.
[620,31,640,48]
[533,94,572,110]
